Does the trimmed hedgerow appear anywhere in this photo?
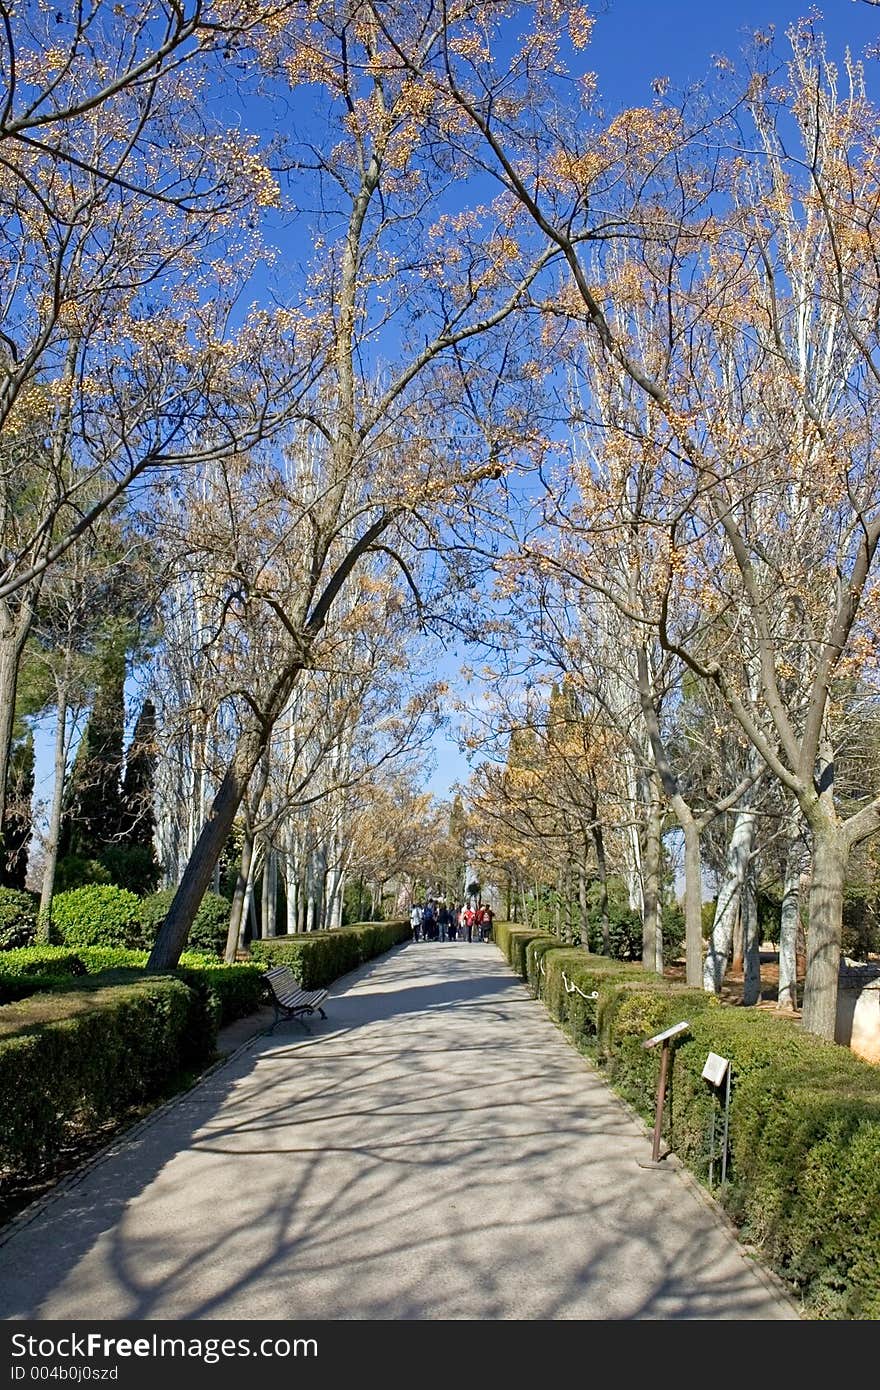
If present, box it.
[0,945,263,1023]
[175,962,265,1027]
[494,923,553,977]
[0,947,87,1004]
[506,935,880,1321]
[249,921,409,989]
[0,974,202,1180]
[51,885,142,948]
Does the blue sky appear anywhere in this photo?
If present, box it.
[30,4,880,820]
[423,1,880,802]
[587,1,878,102]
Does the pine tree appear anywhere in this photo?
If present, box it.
[60,647,127,859]
[121,699,157,846]
[1,732,34,890]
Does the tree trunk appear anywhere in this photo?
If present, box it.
[225,821,256,963]
[246,867,259,940]
[577,865,588,948]
[741,866,762,1006]
[147,706,278,967]
[36,683,69,943]
[151,723,266,969]
[641,782,663,974]
[262,846,278,937]
[801,819,847,1039]
[677,805,703,987]
[592,822,610,955]
[778,816,803,1011]
[328,867,344,929]
[703,807,755,993]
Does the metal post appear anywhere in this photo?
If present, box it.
[651,1039,672,1163]
[708,1100,716,1191]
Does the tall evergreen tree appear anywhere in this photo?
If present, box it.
[122,699,157,847]
[60,647,127,859]
[1,732,34,890]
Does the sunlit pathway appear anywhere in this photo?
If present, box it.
[0,942,799,1320]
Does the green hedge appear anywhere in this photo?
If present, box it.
[509,935,880,1320]
[0,947,87,1004]
[175,962,264,1026]
[51,885,142,948]
[0,945,263,1024]
[0,974,206,1180]
[249,921,409,988]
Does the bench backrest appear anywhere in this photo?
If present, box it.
[263,965,297,989]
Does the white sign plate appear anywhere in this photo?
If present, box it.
[701,1051,730,1086]
[642,1020,690,1049]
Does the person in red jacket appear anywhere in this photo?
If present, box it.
[477,903,494,941]
[462,904,475,941]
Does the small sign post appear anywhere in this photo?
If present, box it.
[701,1051,732,1188]
[640,1021,690,1166]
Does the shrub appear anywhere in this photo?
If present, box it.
[51,884,142,948]
[250,921,409,988]
[0,946,87,979]
[661,900,687,963]
[138,889,231,957]
[0,946,87,1003]
[0,887,38,949]
[584,901,643,959]
[176,962,265,1026]
[0,974,214,1182]
[521,952,880,1319]
[98,844,161,897]
[53,855,112,893]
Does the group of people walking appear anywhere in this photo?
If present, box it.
[409,899,494,943]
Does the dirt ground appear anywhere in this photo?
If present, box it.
[664,951,801,1013]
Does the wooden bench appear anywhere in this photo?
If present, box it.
[262,965,328,1031]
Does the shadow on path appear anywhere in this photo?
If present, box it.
[0,943,800,1321]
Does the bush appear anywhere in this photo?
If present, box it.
[0,946,87,1003]
[53,855,112,893]
[138,889,231,957]
[0,974,215,1183]
[584,900,643,959]
[661,900,687,963]
[98,844,161,897]
[176,962,265,1027]
[0,887,38,949]
[51,884,142,948]
[581,878,659,961]
[249,921,409,988]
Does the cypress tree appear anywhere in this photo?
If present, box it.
[1,732,34,890]
[121,698,157,846]
[61,647,127,858]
